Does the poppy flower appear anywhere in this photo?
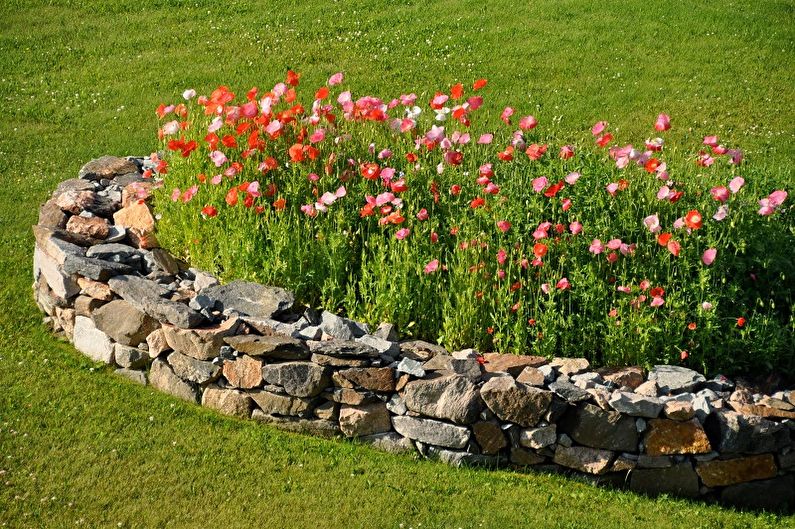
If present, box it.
[519,115,538,130]
[556,277,571,290]
[736,317,746,327]
[591,121,607,136]
[533,243,548,258]
[360,162,380,180]
[497,220,511,233]
[201,205,218,218]
[654,113,671,131]
[702,248,717,266]
[596,133,613,147]
[559,145,575,159]
[395,228,410,240]
[473,78,488,90]
[684,209,703,230]
[424,259,440,274]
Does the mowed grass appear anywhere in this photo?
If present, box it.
[0,0,794,527]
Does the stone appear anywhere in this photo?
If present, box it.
[647,365,706,395]
[79,156,139,180]
[334,367,395,392]
[510,447,546,466]
[519,425,557,449]
[355,334,399,357]
[696,454,777,487]
[550,357,590,376]
[76,277,113,301]
[323,388,377,405]
[391,416,471,449]
[317,311,357,340]
[250,391,312,416]
[373,322,398,342]
[72,315,115,364]
[39,199,68,228]
[361,432,414,454]
[201,281,294,319]
[310,353,370,368]
[422,354,482,381]
[425,447,500,468]
[558,404,639,452]
[146,328,171,358]
[473,421,508,454]
[65,215,110,239]
[480,376,552,427]
[108,275,206,328]
[54,307,76,336]
[62,254,135,281]
[386,394,407,415]
[548,380,591,403]
[161,318,240,360]
[634,380,659,397]
[720,476,795,511]
[586,387,612,411]
[167,351,220,385]
[113,344,149,369]
[629,464,700,498]
[402,375,482,424]
[516,367,545,386]
[85,243,141,263]
[396,357,425,377]
[33,247,80,299]
[113,201,155,234]
[399,340,447,361]
[223,334,309,360]
[313,401,338,421]
[261,362,329,397]
[339,403,392,437]
[663,400,695,421]
[149,359,200,403]
[309,340,380,359]
[703,410,789,454]
[115,368,147,385]
[637,455,673,468]
[481,353,546,376]
[92,299,159,346]
[251,410,341,438]
[729,401,795,420]
[222,355,263,389]
[611,456,637,473]
[553,445,614,475]
[148,248,180,275]
[608,391,663,418]
[644,418,712,456]
[597,366,644,390]
[201,386,253,418]
[73,295,104,317]
[779,451,795,470]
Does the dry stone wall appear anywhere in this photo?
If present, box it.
[32,155,795,511]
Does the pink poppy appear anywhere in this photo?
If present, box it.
[309,129,326,144]
[565,172,581,185]
[171,188,181,201]
[328,72,344,86]
[497,220,511,233]
[643,214,661,233]
[477,133,493,144]
[710,186,729,202]
[210,150,227,167]
[713,205,729,221]
[729,177,745,194]
[703,135,719,147]
[519,115,538,130]
[424,259,439,274]
[416,208,429,221]
[607,239,622,250]
[591,121,607,136]
[650,296,665,307]
[497,248,507,265]
[654,113,671,131]
[395,228,410,240]
[559,145,575,159]
[702,248,717,266]
[556,277,571,290]
[617,285,631,294]
[532,177,548,193]
[606,182,619,196]
[561,198,572,211]
[541,283,551,294]
[500,107,514,124]
[569,221,582,235]
[589,239,604,255]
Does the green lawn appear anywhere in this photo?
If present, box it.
[1,0,794,526]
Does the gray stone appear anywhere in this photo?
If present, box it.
[251,409,341,438]
[92,299,159,346]
[391,416,471,449]
[402,375,483,424]
[323,388,378,405]
[339,402,392,437]
[108,275,206,328]
[146,328,171,358]
[648,365,706,394]
[399,339,447,361]
[167,351,220,384]
[558,404,639,452]
[86,243,142,263]
[62,255,135,281]
[425,447,500,468]
[317,311,356,340]
[310,353,370,368]
[553,445,614,475]
[334,367,395,392]
[79,156,139,180]
[192,269,219,292]
[148,359,200,403]
[33,247,80,299]
[161,318,240,360]
[396,357,425,377]
[114,368,147,385]
[73,315,115,364]
[519,425,557,449]
[224,334,309,360]
[636,455,673,468]
[201,280,294,319]
[629,463,700,498]
[188,294,216,312]
[510,447,546,466]
[201,386,253,418]
[261,362,329,397]
[480,376,552,427]
[355,334,399,356]
[373,322,398,342]
[250,390,312,416]
[634,380,659,397]
[310,339,380,359]
[548,380,591,403]
[360,432,414,454]
[313,401,338,421]
[608,391,663,418]
[422,355,482,382]
[550,357,590,376]
[386,394,408,415]
[113,344,149,369]
[720,476,795,511]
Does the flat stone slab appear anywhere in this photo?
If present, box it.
[648,365,706,394]
[392,415,471,449]
[480,376,552,427]
[559,403,639,452]
[224,334,309,360]
[108,275,206,328]
[201,280,294,319]
[402,375,482,425]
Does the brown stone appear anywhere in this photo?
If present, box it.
[225,334,309,360]
[39,199,68,228]
[79,155,138,180]
[127,228,160,249]
[663,400,695,421]
[74,295,104,316]
[92,299,159,346]
[161,318,240,360]
[201,386,253,418]
[473,421,507,454]
[696,454,777,487]
[480,375,552,427]
[54,307,76,337]
[759,396,794,411]
[146,328,171,358]
[149,248,180,275]
[395,373,410,391]
[113,202,155,235]
[250,391,312,416]
[553,445,614,475]
[121,181,154,207]
[222,355,263,389]
[310,353,370,367]
[644,418,711,456]
[334,367,395,392]
[630,464,700,498]
[550,357,590,376]
[482,353,547,376]
[635,380,659,397]
[76,277,113,301]
[510,447,546,466]
[314,401,338,421]
[56,190,96,214]
[338,403,392,437]
[598,366,644,390]
[611,456,637,472]
[66,216,110,239]
[323,388,376,405]
[399,339,447,361]
[516,366,545,386]
[729,401,795,420]
[149,359,199,403]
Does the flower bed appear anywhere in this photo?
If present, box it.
[32,155,795,510]
[152,73,793,377]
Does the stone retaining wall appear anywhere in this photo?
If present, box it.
[32,155,795,511]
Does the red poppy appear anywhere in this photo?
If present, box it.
[286,70,300,86]
[450,83,464,99]
[533,243,548,258]
[315,86,329,100]
[684,209,703,230]
[473,79,488,90]
[736,317,746,328]
[201,205,218,217]
[360,162,380,180]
